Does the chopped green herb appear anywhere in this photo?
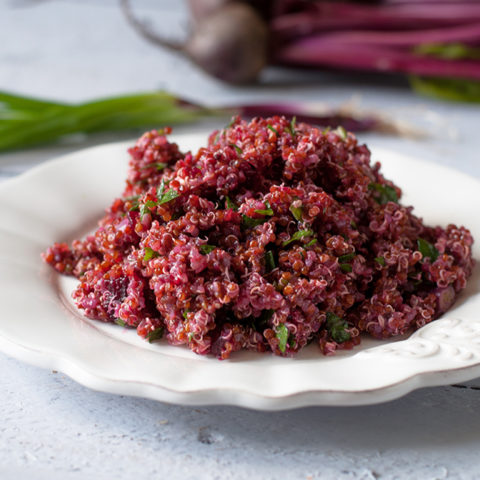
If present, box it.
[125,195,140,202]
[225,196,238,211]
[338,252,355,263]
[276,323,289,353]
[288,335,296,348]
[287,116,296,137]
[368,183,399,204]
[267,124,279,135]
[230,144,243,155]
[322,126,331,134]
[140,200,157,218]
[254,207,274,216]
[158,188,180,205]
[335,125,347,140]
[141,162,167,171]
[340,264,353,273]
[182,310,190,320]
[305,239,317,247]
[157,178,168,199]
[374,256,386,266]
[282,229,314,247]
[265,250,276,272]
[289,203,303,221]
[417,238,439,262]
[242,214,267,229]
[115,318,126,327]
[199,244,216,255]
[188,332,195,341]
[325,312,351,343]
[147,326,164,343]
[143,247,158,262]
[350,220,358,229]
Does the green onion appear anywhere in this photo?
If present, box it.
[143,246,158,262]
[267,124,279,135]
[417,238,440,262]
[242,215,267,229]
[146,326,164,343]
[289,203,303,221]
[340,264,353,273]
[199,244,216,255]
[368,183,399,204]
[338,252,355,263]
[276,323,289,353]
[225,196,238,211]
[282,229,315,247]
[325,312,351,343]
[265,250,276,272]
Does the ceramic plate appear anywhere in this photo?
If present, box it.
[0,133,479,410]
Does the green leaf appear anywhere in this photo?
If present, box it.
[158,188,179,205]
[157,179,167,199]
[267,124,279,135]
[146,326,164,343]
[276,323,289,353]
[254,208,274,216]
[350,220,357,229]
[199,244,216,255]
[264,250,276,272]
[368,183,398,204]
[417,238,439,262]
[143,247,158,262]
[182,310,190,320]
[340,264,352,273]
[335,125,347,140]
[282,229,315,247]
[374,256,386,266]
[225,196,238,211]
[338,253,355,263]
[230,144,243,155]
[140,200,157,218]
[287,116,296,137]
[242,214,267,229]
[325,312,351,343]
[305,239,317,247]
[115,318,126,327]
[289,203,303,221]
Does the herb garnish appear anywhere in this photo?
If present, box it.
[335,125,347,140]
[230,144,243,155]
[325,312,351,343]
[254,206,274,216]
[115,318,126,327]
[374,256,386,266]
[276,323,289,353]
[267,124,279,135]
[199,244,216,255]
[225,196,238,211]
[282,229,315,247]
[242,215,268,229]
[289,202,303,221]
[182,310,190,320]
[143,247,158,262]
[265,250,276,272]
[417,238,439,262]
[140,200,157,218]
[340,264,352,273]
[158,188,180,205]
[368,183,398,204]
[338,253,355,263]
[305,239,317,247]
[287,116,296,137]
[146,326,164,343]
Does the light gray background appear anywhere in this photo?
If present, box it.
[1,1,479,479]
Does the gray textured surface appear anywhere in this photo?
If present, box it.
[1,1,480,478]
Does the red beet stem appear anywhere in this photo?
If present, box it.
[275,41,480,80]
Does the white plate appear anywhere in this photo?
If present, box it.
[0,133,479,410]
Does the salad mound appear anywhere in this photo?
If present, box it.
[43,117,474,359]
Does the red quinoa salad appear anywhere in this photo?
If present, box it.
[43,117,474,359]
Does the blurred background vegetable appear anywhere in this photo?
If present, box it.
[0,90,408,152]
[122,0,480,101]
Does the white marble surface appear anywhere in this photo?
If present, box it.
[1,1,480,479]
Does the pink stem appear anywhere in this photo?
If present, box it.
[275,42,480,80]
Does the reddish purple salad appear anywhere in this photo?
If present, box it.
[43,117,474,359]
